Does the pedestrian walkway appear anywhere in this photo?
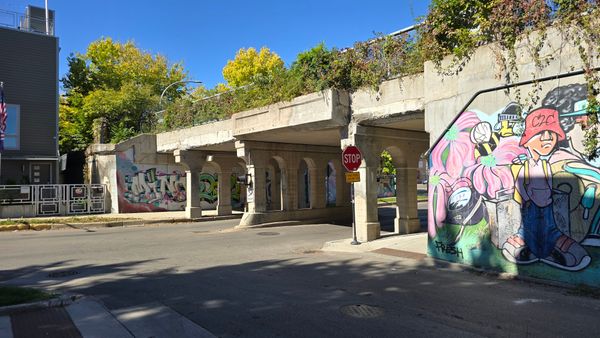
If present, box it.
[0,210,243,232]
[0,297,216,338]
[322,231,428,257]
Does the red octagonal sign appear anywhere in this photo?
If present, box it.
[342,146,362,172]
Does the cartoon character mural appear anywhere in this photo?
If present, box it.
[428,83,600,280]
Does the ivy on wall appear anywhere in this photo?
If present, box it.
[418,0,600,159]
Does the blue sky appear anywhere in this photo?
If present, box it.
[2,0,430,89]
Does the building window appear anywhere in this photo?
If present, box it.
[4,105,20,150]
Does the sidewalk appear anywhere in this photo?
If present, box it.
[0,296,216,338]
[322,231,428,258]
[0,210,243,232]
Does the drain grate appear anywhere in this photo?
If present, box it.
[48,270,79,278]
[192,230,209,234]
[257,231,280,236]
[340,304,385,318]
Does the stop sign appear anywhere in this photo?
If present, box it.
[342,146,362,172]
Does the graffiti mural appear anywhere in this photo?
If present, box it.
[117,150,186,212]
[117,150,244,212]
[428,83,600,285]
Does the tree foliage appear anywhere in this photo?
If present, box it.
[59,38,187,153]
[222,47,285,87]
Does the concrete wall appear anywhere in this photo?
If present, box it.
[89,135,244,213]
[156,119,235,153]
[427,78,600,286]
[423,25,599,144]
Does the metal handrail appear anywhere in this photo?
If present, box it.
[0,8,54,35]
[422,67,600,158]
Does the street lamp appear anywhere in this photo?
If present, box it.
[140,80,203,132]
[159,80,203,107]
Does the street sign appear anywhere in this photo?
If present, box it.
[342,146,362,172]
[345,172,360,183]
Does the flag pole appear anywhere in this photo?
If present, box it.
[45,0,49,35]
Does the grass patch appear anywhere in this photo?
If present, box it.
[377,195,428,204]
[0,216,137,226]
[0,286,55,307]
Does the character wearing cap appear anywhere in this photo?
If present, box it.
[502,107,591,271]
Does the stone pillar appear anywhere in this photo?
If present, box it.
[281,162,299,211]
[333,160,350,207]
[395,159,421,234]
[217,170,232,215]
[246,165,267,213]
[309,160,327,209]
[174,149,206,219]
[354,163,381,242]
[271,168,282,210]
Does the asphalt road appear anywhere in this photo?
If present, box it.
[2,220,600,337]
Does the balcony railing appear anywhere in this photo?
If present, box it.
[0,8,54,36]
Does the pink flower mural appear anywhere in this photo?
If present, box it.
[430,111,480,178]
[428,170,454,238]
[463,137,526,199]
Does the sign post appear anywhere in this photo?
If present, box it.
[342,145,362,246]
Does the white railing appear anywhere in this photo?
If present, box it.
[0,184,106,216]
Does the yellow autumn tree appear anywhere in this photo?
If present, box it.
[222,47,285,87]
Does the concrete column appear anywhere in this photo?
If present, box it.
[395,163,420,234]
[333,160,350,207]
[217,170,232,215]
[246,165,267,213]
[185,170,202,218]
[174,149,206,219]
[354,164,381,242]
[281,168,298,211]
[309,162,327,209]
[271,169,282,210]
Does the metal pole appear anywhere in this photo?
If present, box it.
[45,0,49,35]
[350,182,360,245]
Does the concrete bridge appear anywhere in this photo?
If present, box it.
[88,25,593,244]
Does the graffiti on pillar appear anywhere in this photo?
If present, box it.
[327,161,336,206]
[117,149,187,212]
[428,83,600,285]
[199,173,218,203]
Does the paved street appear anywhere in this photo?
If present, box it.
[2,220,600,337]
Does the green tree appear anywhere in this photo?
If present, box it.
[222,47,285,87]
[59,38,187,153]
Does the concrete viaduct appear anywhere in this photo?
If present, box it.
[88,25,588,243]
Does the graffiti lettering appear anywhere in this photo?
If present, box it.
[434,241,464,259]
[531,113,556,128]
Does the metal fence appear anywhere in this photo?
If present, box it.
[0,184,106,216]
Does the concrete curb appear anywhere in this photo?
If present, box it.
[0,293,83,316]
[0,214,242,232]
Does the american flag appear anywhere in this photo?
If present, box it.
[0,83,6,151]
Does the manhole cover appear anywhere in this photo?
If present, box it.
[257,231,280,236]
[340,304,385,318]
[48,270,79,278]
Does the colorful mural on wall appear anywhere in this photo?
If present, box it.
[117,150,243,212]
[117,150,186,212]
[428,83,600,285]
